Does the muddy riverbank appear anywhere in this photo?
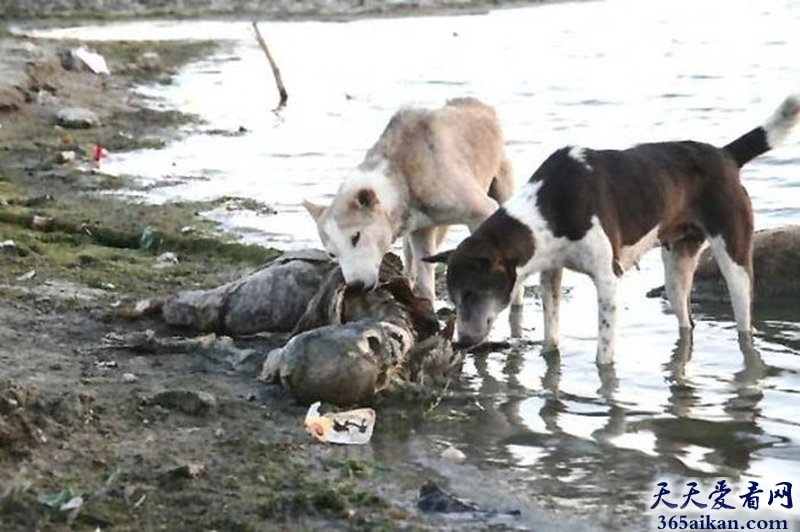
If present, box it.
[1,0,559,22]
[0,20,601,532]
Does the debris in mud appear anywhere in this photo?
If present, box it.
[84,329,258,373]
[56,107,100,129]
[416,481,521,519]
[1,383,90,457]
[58,46,110,75]
[212,196,276,215]
[58,495,84,512]
[149,389,217,416]
[121,298,165,318]
[0,392,39,456]
[138,226,159,251]
[303,402,376,445]
[37,488,79,509]
[92,329,213,353]
[91,142,106,163]
[417,481,481,513]
[4,195,55,208]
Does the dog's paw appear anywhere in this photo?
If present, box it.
[541,339,560,354]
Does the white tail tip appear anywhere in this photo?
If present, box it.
[765,94,800,148]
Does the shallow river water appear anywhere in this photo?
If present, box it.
[32,0,800,528]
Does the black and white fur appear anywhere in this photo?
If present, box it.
[426,95,800,365]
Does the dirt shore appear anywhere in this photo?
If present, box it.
[0,13,602,532]
[1,0,552,22]
[0,35,355,531]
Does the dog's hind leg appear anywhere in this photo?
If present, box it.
[661,238,705,331]
[700,173,754,347]
[708,234,754,335]
[541,267,563,352]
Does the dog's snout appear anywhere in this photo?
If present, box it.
[347,280,366,291]
[346,278,378,292]
[454,334,484,350]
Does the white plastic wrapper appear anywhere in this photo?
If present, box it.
[303,402,375,445]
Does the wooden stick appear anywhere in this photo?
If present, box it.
[252,21,288,109]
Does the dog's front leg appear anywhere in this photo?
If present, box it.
[410,227,438,302]
[403,236,417,285]
[594,273,619,365]
[540,268,563,352]
[509,285,524,338]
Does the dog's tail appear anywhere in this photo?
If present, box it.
[723,94,800,168]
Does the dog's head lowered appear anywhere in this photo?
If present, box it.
[425,236,518,347]
[304,185,393,291]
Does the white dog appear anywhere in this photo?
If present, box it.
[304,97,514,301]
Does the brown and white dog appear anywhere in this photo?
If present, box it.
[304,97,514,301]
[426,95,800,365]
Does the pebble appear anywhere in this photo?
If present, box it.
[441,445,467,464]
[56,107,100,129]
[122,372,138,383]
[153,251,179,269]
[36,90,58,106]
[1,240,17,255]
[16,270,36,281]
[136,51,161,71]
[31,215,52,230]
[58,150,76,163]
[160,462,205,481]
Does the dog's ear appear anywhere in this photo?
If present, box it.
[423,250,453,264]
[302,199,327,222]
[355,188,378,209]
